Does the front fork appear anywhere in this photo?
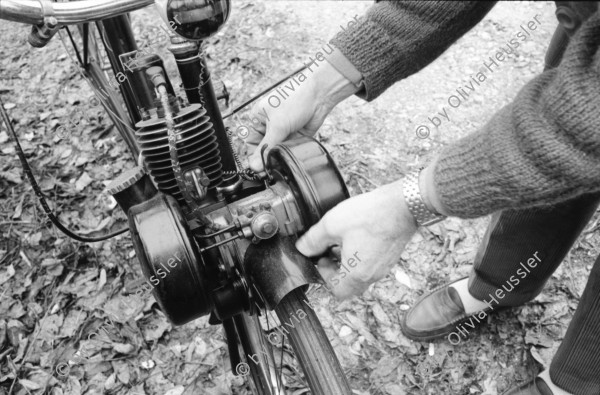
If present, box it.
[231,313,286,394]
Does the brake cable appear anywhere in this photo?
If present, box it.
[222,65,308,119]
[0,95,129,242]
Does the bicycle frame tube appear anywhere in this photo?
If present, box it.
[84,62,140,158]
[96,16,143,126]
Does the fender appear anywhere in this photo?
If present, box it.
[244,235,323,310]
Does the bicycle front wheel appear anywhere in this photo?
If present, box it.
[235,287,351,395]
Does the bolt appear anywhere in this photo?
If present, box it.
[262,223,274,234]
[46,17,58,28]
[200,176,211,187]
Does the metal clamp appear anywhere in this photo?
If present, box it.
[28,0,59,48]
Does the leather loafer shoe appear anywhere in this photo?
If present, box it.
[502,377,554,395]
[400,277,498,342]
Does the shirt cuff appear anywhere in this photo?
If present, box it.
[324,44,366,97]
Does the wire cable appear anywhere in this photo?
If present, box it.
[0,95,129,242]
[222,65,308,120]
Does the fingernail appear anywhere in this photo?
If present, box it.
[295,238,307,255]
[249,155,263,172]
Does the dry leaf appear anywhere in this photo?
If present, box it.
[75,172,93,191]
[371,304,391,327]
[18,378,42,390]
[12,196,23,219]
[339,325,352,337]
[393,267,412,289]
[165,386,185,395]
[113,343,135,354]
[0,264,16,285]
[0,170,22,184]
[142,313,172,342]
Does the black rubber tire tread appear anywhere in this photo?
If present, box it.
[234,313,285,395]
[274,288,351,395]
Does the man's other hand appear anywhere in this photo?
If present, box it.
[295,180,419,299]
[246,60,359,172]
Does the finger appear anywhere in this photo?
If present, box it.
[329,245,342,261]
[249,151,266,172]
[332,255,389,300]
[331,277,369,300]
[248,102,270,124]
[327,233,375,300]
[246,123,266,141]
[249,122,296,172]
[295,218,339,257]
[315,257,339,285]
[244,128,266,157]
[296,126,318,139]
[246,116,266,137]
[328,245,364,299]
[248,123,282,172]
[233,106,267,146]
[249,129,314,171]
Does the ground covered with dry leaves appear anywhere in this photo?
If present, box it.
[1,1,599,395]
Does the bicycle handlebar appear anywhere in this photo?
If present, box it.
[0,0,154,25]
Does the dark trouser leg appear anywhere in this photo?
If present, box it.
[467,193,600,306]
[549,254,600,395]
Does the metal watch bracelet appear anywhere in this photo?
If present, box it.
[402,169,446,227]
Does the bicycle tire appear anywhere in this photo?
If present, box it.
[234,313,286,395]
[273,288,351,395]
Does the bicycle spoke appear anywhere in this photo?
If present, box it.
[264,309,286,391]
[278,335,285,391]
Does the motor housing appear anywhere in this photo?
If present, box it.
[267,137,349,228]
[128,192,213,325]
[110,137,349,324]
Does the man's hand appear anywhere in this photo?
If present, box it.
[246,61,359,172]
[295,180,419,299]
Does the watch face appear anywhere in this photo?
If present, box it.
[403,170,445,227]
[167,0,231,41]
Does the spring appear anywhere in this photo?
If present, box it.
[222,169,260,181]
[135,103,223,205]
[224,127,261,181]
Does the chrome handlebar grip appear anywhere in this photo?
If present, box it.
[0,0,154,25]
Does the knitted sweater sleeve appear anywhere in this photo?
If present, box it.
[329,1,496,100]
[434,12,600,218]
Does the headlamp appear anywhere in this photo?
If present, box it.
[156,0,231,41]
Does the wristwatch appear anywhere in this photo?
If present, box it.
[402,169,446,227]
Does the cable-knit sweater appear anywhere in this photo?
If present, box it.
[330,1,600,218]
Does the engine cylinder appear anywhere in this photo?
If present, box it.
[135,103,223,205]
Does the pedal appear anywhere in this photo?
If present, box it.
[213,78,230,107]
